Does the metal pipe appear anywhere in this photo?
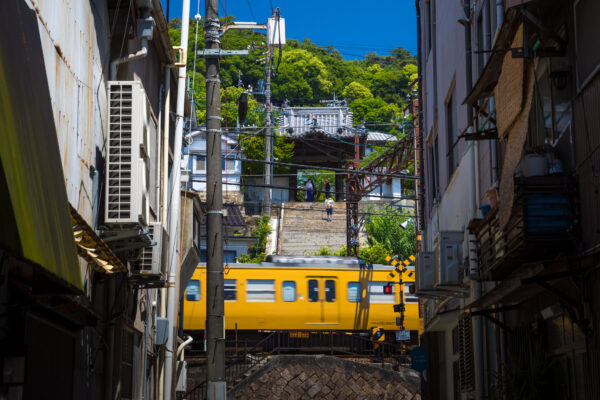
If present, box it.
[177,335,194,359]
[264,26,273,216]
[205,0,226,398]
[164,0,191,398]
[158,66,170,400]
[415,0,425,250]
[110,38,149,80]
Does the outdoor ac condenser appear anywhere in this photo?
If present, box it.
[105,81,151,226]
[416,252,434,292]
[130,222,168,282]
[434,231,464,287]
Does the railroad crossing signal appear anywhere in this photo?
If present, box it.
[386,254,415,278]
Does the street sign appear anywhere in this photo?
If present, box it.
[410,346,428,372]
[395,330,411,341]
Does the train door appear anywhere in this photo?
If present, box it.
[305,277,340,325]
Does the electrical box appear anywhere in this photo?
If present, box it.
[176,361,188,393]
[105,81,152,227]
[267,16,285,47]
[155,317,169,346]
[416,252,434,292]
[434,231,464,287]
[130,222,168,286]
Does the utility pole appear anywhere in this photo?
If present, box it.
[264,40,272,216]
[205,0,226,397]
[164,0,190,398]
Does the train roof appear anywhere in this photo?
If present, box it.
[196,255,415,271]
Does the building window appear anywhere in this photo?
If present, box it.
[325,279,336,302]
[447,87,458,178]
[528,57,573,147]
[308,279,319,302]
[347,282,361,303]
[477,13,485,75]
[368,281,396,303]
[224,279,237,301]
[186,280,201,301]
[224,250,236,263]
[426,0,433,53]
[282,281,296,302]
[196,155,206,171]
[246,279,275,302]
[222,157,236,171]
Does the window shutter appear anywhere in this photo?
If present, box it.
[458,313,475,393]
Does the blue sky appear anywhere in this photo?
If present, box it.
[159,0,417,59]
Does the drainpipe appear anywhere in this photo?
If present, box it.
[158,63,171,400]
[110,38,149,80]
[416,0,426,251]
[164,0,191,398]
[177,335,194,359]
[461,1,485,399]
[110,9,155,80]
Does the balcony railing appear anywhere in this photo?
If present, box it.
[474,175,578,280]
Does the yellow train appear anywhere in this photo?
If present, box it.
[182,256,423,342]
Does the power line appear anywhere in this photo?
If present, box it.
[186,153,419,180]
[188,178,418,201]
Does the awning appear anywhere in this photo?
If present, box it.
[70,205,126,273]
[0,2,82,291]
[467,251,600,313]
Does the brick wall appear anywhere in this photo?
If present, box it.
[228,355,421,399]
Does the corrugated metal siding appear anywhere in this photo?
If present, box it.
[573,73,600,250]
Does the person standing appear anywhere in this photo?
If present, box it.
[305,179,314,202]
[324,179,331,198]
[325,195,334,221]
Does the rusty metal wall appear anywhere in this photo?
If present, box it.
[573,72,600,250]
[27,0,110,223]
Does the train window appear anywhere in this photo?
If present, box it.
[368,281,396,303]
[282,281,296,302]
[404,283,418,303]
[308,279,319,302]
[224,279,237,301]
[325,280,336,302]
[246,279,275,302]
[186,280,200,301]
[347,282,361,303]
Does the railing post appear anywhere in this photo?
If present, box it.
[277,331,281,355]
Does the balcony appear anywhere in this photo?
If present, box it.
[472,176,578,281]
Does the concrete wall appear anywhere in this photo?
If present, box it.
[229,355,421,400]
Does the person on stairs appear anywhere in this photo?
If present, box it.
[325,195,334,222]
[305,179,314,202]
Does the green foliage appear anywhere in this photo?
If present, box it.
[235,215,271,263]
[308,244,392,265]
[364,209,416,260]
[342,82,373,103]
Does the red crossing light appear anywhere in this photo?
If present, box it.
[384,284,393,294]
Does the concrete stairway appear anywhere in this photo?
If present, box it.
[278,202,349,255]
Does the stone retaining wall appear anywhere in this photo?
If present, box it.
[228,355,421,399]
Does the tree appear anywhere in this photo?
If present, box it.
[364,210,416,260]
[342,82,373,103]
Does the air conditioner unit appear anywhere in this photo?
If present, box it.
[434,231,464,287]
[105,81,151,227]
[416,252,434,292]
[130,222,168,285]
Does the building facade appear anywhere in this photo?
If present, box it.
[0,0,198,399]
[417,0,600,399]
